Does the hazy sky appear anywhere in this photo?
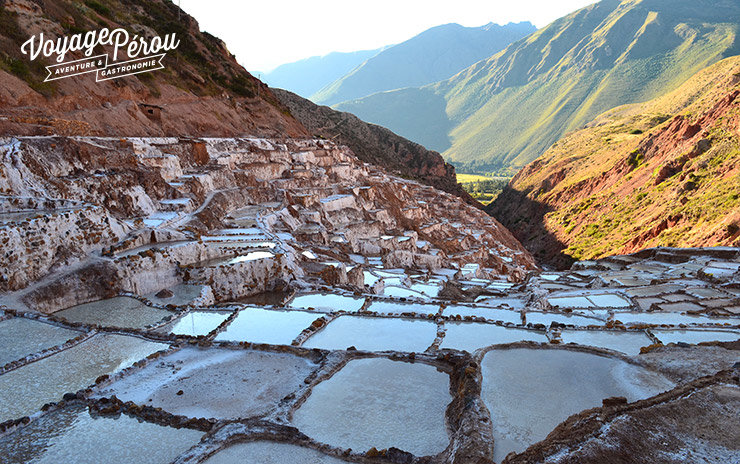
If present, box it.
[179,0,599,73]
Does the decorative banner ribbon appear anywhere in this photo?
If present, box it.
[43,53,167,83]
[96,53,166,82]
[44,54,108,82]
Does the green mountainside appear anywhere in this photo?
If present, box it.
[312,21,536,106]
[336,0,740,174]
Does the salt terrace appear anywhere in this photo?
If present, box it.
[0,137,738,463]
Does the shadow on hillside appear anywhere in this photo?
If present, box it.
[487,187,575,270]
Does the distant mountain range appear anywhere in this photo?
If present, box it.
[260,48,384,99]
[312,21,536,106]
[335,0,740,174]
[490,55,740,267]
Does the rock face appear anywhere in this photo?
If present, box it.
[489,56,740,269]
[273,88,477,205]
[0,0,307,138]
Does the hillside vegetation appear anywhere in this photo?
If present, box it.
[489,55,740,267]
[337,0,740,174]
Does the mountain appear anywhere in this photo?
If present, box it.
[489,55,740,268]
[312,21,536,106]
[0,0,306,137]
[260,48,384,99]
[272,88,476,205]
[336,0,740,174]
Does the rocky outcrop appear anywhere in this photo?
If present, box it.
[273,88,477,205]
[0,0,307,138]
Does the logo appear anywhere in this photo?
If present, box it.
[20,28,180,82]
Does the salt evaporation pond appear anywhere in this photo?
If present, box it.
[97,348,317,420]
[559,330,653,356]
[610,311,737,327]
[289,293,365,313]
[525,311,604,327]
[440,323,545,352]
[145,284,205,306]
[0,318,82,366]
[169,311,231,336]
[365,300,440,316]
[214,307,320,345]
[652,329,740,345]
[0,334,167,422]
[292,358,451,456]
[203,441,347,464]
[442,305,522,324]
[0,404,202,464]
[302,315,437,352]
[53,297,172,329]
[481,348,675,461]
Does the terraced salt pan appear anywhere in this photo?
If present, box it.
[0,318,82,366]
[214,307,320,345]
[0,404,202,464]
[302,316,437,352]
[145,284,206,306]
[409,282,442,297]
[442,305,522,324]
[524,312,605,327]
[289,293,365,313]
[440,323,545,352]
[366,300,440,316]
[54,297,171,329]
[610,312,738,327]
[481,348,675,462]
[169,311,231,336]
[382,286,428,299]
[652,329,740,345]
[293,358,450,456]
[560,330,653,356]
[97,347,316,420]
[473,297,526,309]
[0,334,167,422]
[203,441,346,464]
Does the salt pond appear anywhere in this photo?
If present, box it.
[652,329,740,345]
[559,330,652,356]
[0,404,202,464]
[96,347,317,420]
[0,318,82,366]
[203,441,346,464]
[292,358,450,456]
[440,323,544,352]
[302,316,437,352]
[169,311,231,336]
[289,293,365,313]
[0,334,167,422]
[53,297,171,329]
[214,307,320,345]
[481,348,675,461]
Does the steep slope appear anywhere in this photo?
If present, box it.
[0,0,307,138]
[337,0,740,174]
[260,48,384,99]
[313,21,535,106]
[489,55,740,268]
[273,88,476,205]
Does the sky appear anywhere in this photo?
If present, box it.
[179,0,599,73]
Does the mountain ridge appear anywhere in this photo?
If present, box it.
[336,0,740,174]
[312,21,536,106]
[260,47,384,99]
